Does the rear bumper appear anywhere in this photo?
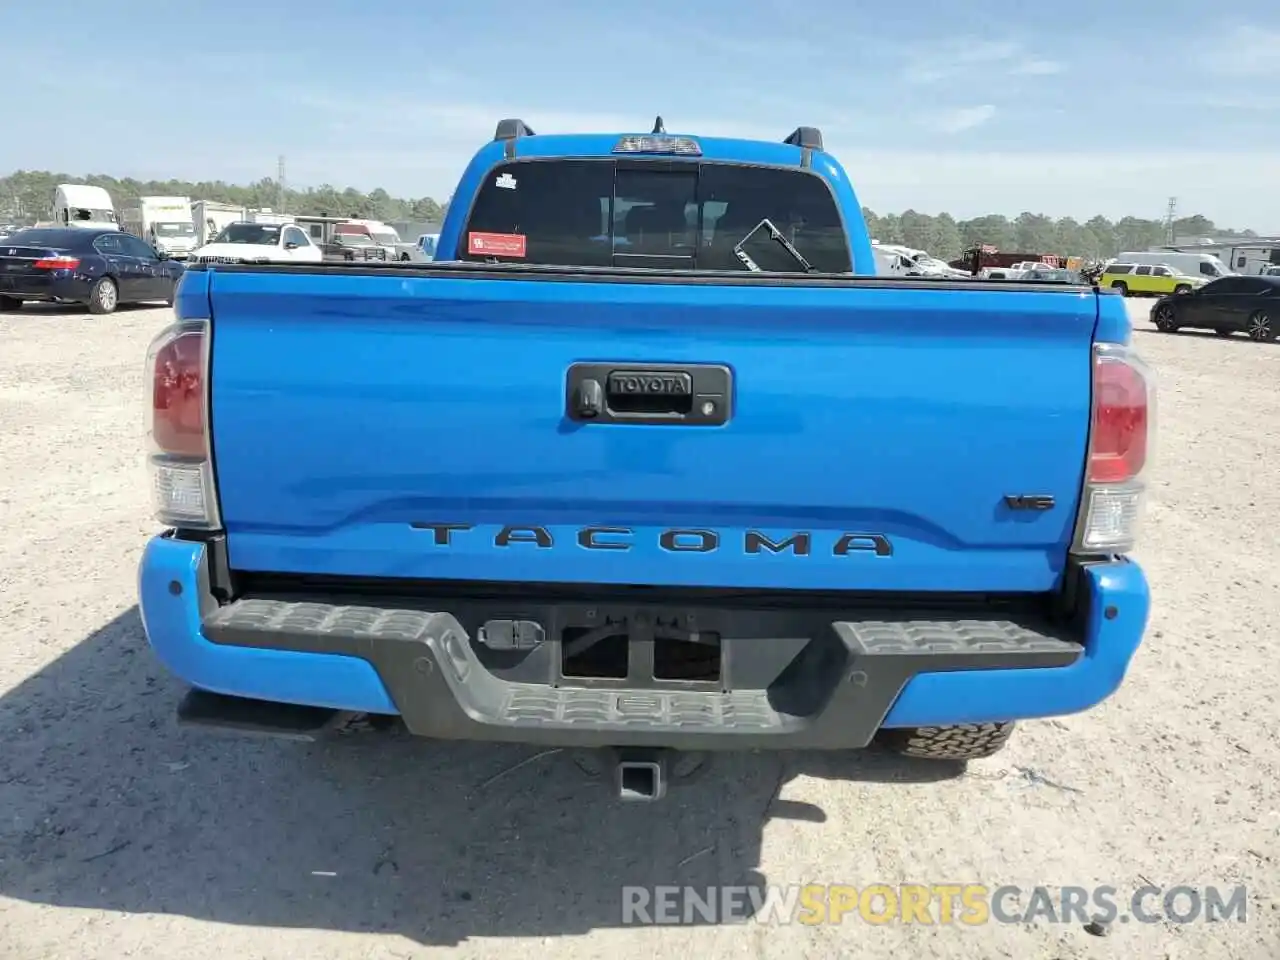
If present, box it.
[138,536,1150,748]
[0,273,88,301]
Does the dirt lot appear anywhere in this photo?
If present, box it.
[1,298,1276,960]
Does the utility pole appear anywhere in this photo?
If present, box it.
[1164,196,1177,244]
[277,155,286,213]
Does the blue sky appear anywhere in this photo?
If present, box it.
[3,1,1280,227]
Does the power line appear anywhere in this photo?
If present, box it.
[1164,197,1177,243]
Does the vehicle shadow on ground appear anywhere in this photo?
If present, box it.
[1133,327,1273,348]
[8,303,162,317]
[0,608,963,945]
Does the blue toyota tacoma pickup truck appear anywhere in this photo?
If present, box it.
[138,119,1153,801]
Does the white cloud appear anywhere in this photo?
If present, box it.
[933,105,997,134]
[904,66,947,84]
[1011,58,1063,76]
[1197,93,1280,110]
[903,37,1062,84]
[951,40,1022,64]
[285,93,786,152]
[271,94,797,197]
[1201,25,1280,77]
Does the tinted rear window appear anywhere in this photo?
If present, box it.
[1202,278,1247,295]
[1,228,91,248]
[461,159,852,272]
[214,224,281,244]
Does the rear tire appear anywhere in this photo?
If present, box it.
[1247,310,1276,342]
[87,277,118,315]
[1174,284,1191,295]
[877,722,1015,760]
[0,295,21,312]
[399,253,410,262]
[1111,281,1128,296]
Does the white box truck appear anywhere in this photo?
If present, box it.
[192,200,248,246]
[128,196,198,259]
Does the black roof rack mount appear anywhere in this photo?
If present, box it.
[784,127,823,151]
[493,118,536,141]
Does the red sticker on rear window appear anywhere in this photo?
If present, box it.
[468,232,526,257]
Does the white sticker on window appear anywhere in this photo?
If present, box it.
[495,172,517,190]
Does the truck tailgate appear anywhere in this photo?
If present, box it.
[205,269,1097,593]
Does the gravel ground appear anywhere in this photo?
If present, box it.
[0,298,1276,960]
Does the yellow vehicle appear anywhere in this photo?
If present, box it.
[1100,262,1206,297]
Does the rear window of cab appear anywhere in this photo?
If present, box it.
[460,159,853,273]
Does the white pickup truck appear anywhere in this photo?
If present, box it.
[981,261,1052,280]
[872,243,970,279]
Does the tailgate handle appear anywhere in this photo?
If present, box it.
[566,362,732,426]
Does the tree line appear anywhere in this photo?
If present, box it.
[0,170,445,225]
[1,168,1259,259]
[863,209,1257,261]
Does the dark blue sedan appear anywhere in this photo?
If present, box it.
[0,227,185,315]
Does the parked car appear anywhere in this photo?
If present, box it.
[1100,262,1205,297]
[139,118,1152,802]
[0,227,183,314]
[1150,274,1280,341]
[333,219,409,260]
[326,233,389,262]
[187,222,324,265]
[1020,268,1079,283]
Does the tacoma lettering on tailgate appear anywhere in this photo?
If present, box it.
[409,523,893,556]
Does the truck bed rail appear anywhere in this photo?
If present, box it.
[183,257,1097,290]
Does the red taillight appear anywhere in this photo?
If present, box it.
[33,255,80,270]
[1087,353,1149,483]
[1074,343,1154,555]
[145,321,219,530]
[150,327,206,458]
